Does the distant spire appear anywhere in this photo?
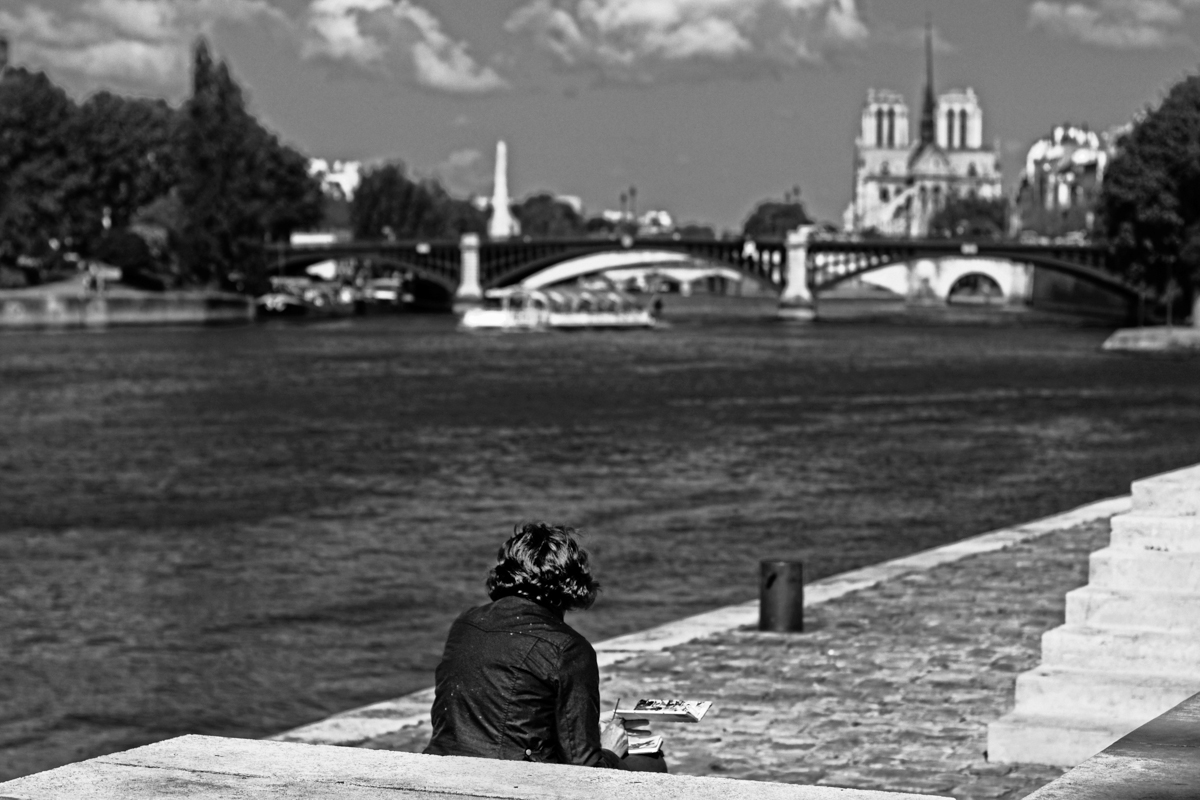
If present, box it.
[0,33,9,73]
[919,13,936,147]
[488,140,519,240]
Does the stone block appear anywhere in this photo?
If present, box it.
[986,714,1128,767]
[1109,513,1200,553]
[1011,666,1200,725]
[1131,465,1200,516]
[1041,625,1200,675]
[0,735,947,800]
[1063,585,1200,632]
[1086,547,1200,592]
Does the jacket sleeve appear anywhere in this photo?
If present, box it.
[555,636,622,768]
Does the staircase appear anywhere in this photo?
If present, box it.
[987,463,1200,767]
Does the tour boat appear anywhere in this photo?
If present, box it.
[459,285,657,331]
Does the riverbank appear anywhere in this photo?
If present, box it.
[0,277,253,329]
[278,496,1127,800]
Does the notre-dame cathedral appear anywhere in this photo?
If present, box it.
[844,26,1002,237]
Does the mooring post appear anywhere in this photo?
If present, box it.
[759,559,804,632]
[779,226,816,321]
[455,233,483,313]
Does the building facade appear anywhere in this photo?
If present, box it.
[1014,124,1113,238]
[844,29,1002,237]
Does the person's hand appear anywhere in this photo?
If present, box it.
[599,717,628,758]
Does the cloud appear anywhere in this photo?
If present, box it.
[872,22,957,54]
[0,0,290,91]
[503,0,869,83]
[303,0,510,93]
[431,148,490,196]
[1028,0,1200,48]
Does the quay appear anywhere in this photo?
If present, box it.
[5,466,1199,799]
[0,277,253,329]
[283,496,1127,799]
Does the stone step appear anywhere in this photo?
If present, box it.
[1131,464,1200,515]
[1087,546,1200,592]
[1010,665,1200,724]
[1040,624,1200,674]
[986,712,1134,767]
[1110,513,1200,553]
[1064,585,1200,631]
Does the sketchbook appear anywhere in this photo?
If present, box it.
[615,699,712,724]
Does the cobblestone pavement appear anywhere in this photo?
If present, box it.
[363,520,1110,800]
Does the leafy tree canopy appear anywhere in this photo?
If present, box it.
[512,193,585,239]
[0,68,82,263]
[1097,72,1200,298]
[742,200,812,239]
[176,39,323,290]
[350,162,486,241]
[928,195,1009,240]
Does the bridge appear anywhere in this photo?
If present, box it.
[265,228,1140,321]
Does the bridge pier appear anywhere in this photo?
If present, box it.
[779,226,817,321]
[454,234,483,312]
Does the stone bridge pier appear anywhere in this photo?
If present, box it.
[779,226,817,321]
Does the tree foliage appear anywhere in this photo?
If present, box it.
[0,40,321,291]
[742,200,812,238]
[1096,73,1200,298]
[350,162,486,240]
[512,193,585,238]
[72,92,178,242]
[0,68,82,263]
[176,39,322,289]
[928,195,1009,239]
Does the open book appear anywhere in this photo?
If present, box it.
[616,699,712,724]
[615,699,712,756]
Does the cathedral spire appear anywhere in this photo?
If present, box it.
[919,13,936,147]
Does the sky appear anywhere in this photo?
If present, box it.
[4,0,1200,230]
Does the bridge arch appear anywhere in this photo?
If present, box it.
[271,252,458,294]
[946,271,1006,304]
[481,239,787,291]
[513,249,766,291]
[927,259,1020,300]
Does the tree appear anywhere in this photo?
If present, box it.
[350,162,485,240]
[512,193,585,238]
[175,38,322,288]
[1096,73,1200,303]
[70,92,178,249]
[0,68,83,265]
[928,195,1009,239]
[742,200,812,238]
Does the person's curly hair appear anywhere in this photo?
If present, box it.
[486,522,600,612]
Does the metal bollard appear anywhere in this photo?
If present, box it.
[759,560,804,632]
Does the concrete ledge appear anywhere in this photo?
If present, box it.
[1102,326,1200,353]
[274,494,1129,746]
[0,735,947,800]
[1024,690,1200,799]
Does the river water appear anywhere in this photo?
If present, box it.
[2,315,1199,779]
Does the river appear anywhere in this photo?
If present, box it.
[2,315,1198,779]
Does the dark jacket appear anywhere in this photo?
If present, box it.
[424,595,620,767]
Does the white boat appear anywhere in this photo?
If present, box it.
[460,285,656,331]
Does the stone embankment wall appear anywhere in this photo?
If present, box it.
[0,292,254,329]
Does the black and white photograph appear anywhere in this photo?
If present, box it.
[2,1,1200,797]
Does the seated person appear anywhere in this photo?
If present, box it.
[424,522,666,772]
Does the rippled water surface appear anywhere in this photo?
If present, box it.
[2,316,1199,779]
